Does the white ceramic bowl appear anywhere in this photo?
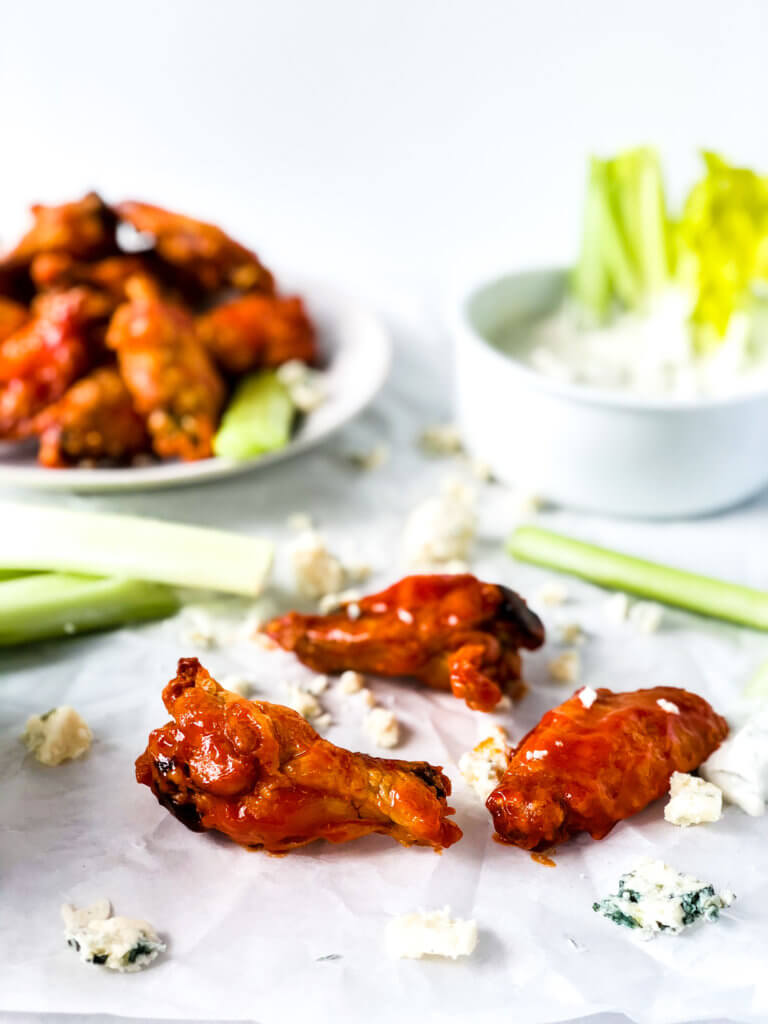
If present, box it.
[451,267,768,518]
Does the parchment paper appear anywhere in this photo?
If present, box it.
[2,302,767,1024]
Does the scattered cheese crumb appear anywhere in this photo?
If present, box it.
[469,458,493,482]
[629,601,664,634]
[344,561,372,584]
[385,907,478,960]
[657,698,680,714]
[458,727,509,801]
[346,443,390,471]
[419,423,464,456]
[700,706,768,816]
[339,670,365,694]
[179,607,232,648]
[403,478,476,570]
[221,675,253,698]
[578,686,598,709]
[276,360,327,412]
[664,772,723,827]
[286,512,313,531]
[363,707,401,748]
[525,749,548,761]
[535,580,569,606]
[290,529,345,599]
[22,707,92,766]
[548,649,580,684]
[602,592,630,624]
[559,622,584,645]
[511,490,543,520]
[61,901,164,973]
[358,687,377,709]
[251,632,278,651]
[318,588,363,614]
[283,683,323,721]
[305,675,329,696]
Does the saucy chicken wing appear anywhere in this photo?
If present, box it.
[35,366,150,467]
[0,289,91,438]
[0,297,27,343]
[136,658,462,852]
[197,293,317,373]
[30,252,149,307]
[106,276,225,460]
[487,686,728,851]
[1,192,117,268]
[265,575,545,712]
[116,201,274,295]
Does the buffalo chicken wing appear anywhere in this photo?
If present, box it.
[265,575,545,712]
[106,276,225,460]
[0,298,27,343]
[197,293,317,373]
[487,686,728,851]
[136,658,461,852]
[1,192,117,268]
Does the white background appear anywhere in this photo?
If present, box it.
[3,0,768,298]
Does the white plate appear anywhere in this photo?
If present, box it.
[0,277,391,492]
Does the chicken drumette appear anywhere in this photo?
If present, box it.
[197,293,317,373]
[1,192,117,269]
[106,276,225,460]
[116,201,274,295]
[265,575,545,712]
[136,658,462,853]
[487,686,728,851]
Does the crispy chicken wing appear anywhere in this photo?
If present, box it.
[1,192,117,268]
[0,289,91,438]
[116,201,274,295]
[0,297,27,342]
[136,658,461,852]
[265,575,545,712]
[106,276,225,460]
[34,366,150,467]
[30,252,149,306]
[487,686,728,851]
[197,293,317,373]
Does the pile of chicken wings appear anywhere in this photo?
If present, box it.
[0,194,316,467]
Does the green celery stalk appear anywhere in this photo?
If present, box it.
[571,158,612,320]
[0,574,179,646]
[213,371,295,460]
[612,148,672,294]
[0,503,273,598]
[508,525,768,630]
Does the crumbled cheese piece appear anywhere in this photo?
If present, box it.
[458,727,509,801]
[418,423,464,456]
[525,749,548,760]
[251,632,278,651]
[318,588,362,615]
[22,707,92,766]
[700,705,768,816]
[664,772,723,827]
[221,675,253,698]
[629,601,664,634]
[593,858,734,939]
[287,512,313,531]
[179,607,232,648]
[358,687,377,709]
[403,479,476,570]
[344,561,372,584]
[559,622,584,645]
[535,580,569,606]
[385,907,477,959]
[494,694,513,711]
[469,458,493,482]
[61,901,165,972]
[305,675,329,696]
[441,559,470,574]
[548,650,580,684]
[578,685,598,709]
[511,490,543,520]
[346,443,390,471]
[602,592,630,624]
[363,707,401,748]
[338,670,365,694]
[283,683,323,721]
[290,529,345,599]
[657,698,679,714]
[276,360,327,412]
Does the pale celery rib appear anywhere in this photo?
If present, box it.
[0,574,179,646]
[508,526,768,631]
[213,370,295,460]
[0,503,273,598]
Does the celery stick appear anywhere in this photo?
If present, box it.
[599,159,642,309]
[0,574,179,646]
[744,659,768,697]
[571,159,611,320]
[508,526,768,630]
[213,371,295,460]
[0,503,273,598]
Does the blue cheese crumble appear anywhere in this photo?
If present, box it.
[62,900,165,972]
[593,858,734,939]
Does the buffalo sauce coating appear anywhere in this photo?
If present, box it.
[487,686,728,851]
[264,574,545,712]
[135,657,462,853]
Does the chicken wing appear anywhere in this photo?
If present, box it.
[35,366,150,467]
[106,276,225,460]
[0,289,91,438]
[264,575,545,712]
[116,201,274,294]
[1,192,117,268]
[0,297,27,343]
[30,252,149,307]
[135,658,461,852]
[196,293,317,373]
[487,686,728,851]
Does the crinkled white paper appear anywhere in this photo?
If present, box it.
[1,308,767,1024]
